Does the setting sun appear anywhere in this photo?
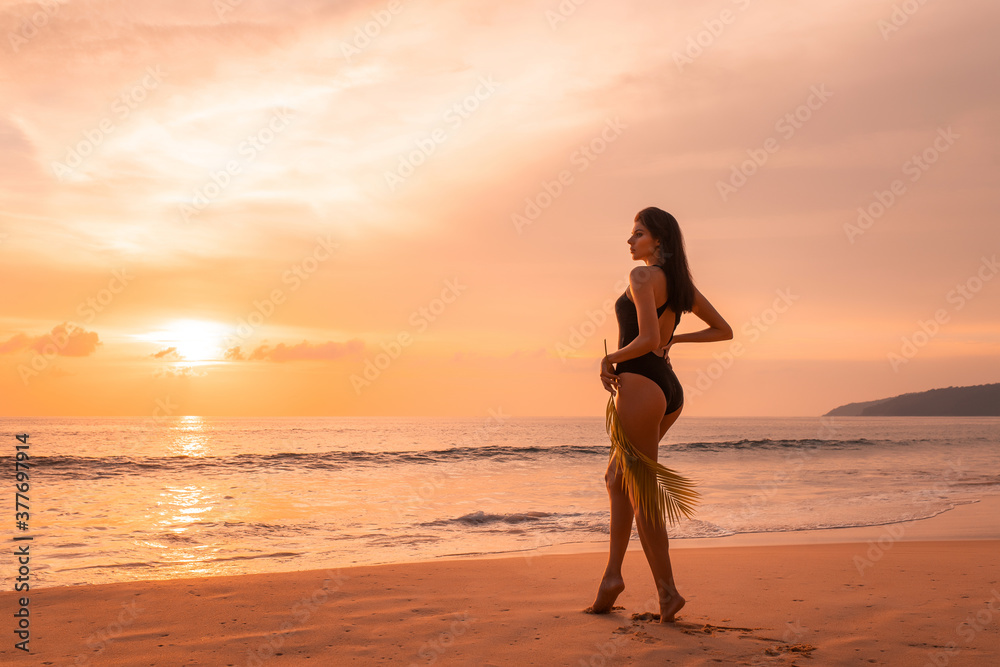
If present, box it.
[138,319,229,362]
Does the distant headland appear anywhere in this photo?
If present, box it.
[825,382,1000,416]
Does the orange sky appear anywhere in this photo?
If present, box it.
[1,0,998,417]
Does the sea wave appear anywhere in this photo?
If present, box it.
[30,438,912,478]
[421,510,557,527]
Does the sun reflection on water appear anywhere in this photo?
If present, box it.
[171,415,209,457]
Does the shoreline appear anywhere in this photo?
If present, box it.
[429,492,1000,564]
[23,494,1000,590]
[5,539,999,665]
[5,495,997,664]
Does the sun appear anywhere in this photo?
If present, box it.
[156,319,229,362]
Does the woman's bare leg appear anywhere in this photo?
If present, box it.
[632,498,685,622]
[658,404,683,443]
[614,376,685,622]
[585,456,634,613]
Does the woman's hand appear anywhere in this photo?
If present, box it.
[600,355,619,395]
[656,340,674,368]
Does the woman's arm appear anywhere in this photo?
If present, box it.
[605,266,661,365]
[670,284,733,345]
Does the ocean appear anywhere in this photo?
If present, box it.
[4,415,998,588]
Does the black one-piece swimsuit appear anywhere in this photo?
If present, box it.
[612,278,683,415]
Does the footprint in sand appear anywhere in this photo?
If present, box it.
[583,604,625,614]
[625,615,818,659]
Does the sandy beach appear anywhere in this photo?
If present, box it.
[4,0,999,663]
[5,501,1000,666]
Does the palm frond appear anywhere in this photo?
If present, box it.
[603,341,700,528]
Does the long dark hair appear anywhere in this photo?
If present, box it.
[635,206,695,315]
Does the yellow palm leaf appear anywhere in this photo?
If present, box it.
[604,340,700,528]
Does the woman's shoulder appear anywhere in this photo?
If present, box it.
[628,264,666,282]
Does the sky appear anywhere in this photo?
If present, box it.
[1,0,998,417]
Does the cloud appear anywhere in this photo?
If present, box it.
[0,323,101,357]
[225,338,364,362]
[151,346,181,359]
[154,365,208,378]
[0,333,31,354]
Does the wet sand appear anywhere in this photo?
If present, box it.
[4,536,999,666]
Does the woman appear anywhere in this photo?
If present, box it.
[587,206,733,622]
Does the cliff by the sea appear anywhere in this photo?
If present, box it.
[825,382,1000,416]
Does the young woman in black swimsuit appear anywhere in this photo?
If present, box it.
[587,206,733,622]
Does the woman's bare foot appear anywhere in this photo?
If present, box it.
[584,575,625,614]
[658,591,685,623]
